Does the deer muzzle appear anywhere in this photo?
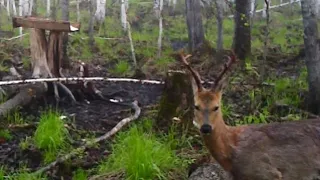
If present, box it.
[200,109,213,134]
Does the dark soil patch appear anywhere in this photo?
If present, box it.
[0,61,165,179]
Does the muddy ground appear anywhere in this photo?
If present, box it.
[0,45,308,179]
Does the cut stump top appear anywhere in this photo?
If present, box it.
[12,16,81,32]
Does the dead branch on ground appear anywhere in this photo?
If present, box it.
[34,100,141,175]
[0,83,48,117]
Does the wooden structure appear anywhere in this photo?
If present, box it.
[12,16,81,78]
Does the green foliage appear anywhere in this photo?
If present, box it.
[109,60,132,76]
[33,109,70,163]
[6,108,24,125]
[0,129,12,141]
[97,120,187,180]
[72,169,88,180]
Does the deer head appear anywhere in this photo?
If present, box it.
[179,51,237,135]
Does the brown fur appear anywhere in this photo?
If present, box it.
[193,88,320,180]
[181,52,320,180]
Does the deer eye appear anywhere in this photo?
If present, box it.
[212,106,219,111]
[194,105,200,110]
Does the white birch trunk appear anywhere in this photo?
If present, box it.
[22,0,29,15]
[19,0,23,36]
[6,0,10,16]
[29,0,33,15]
[172,0,176,10]
[121,0,127,31]
[46,0,50,17]
[262,0,271,18]
[94,0,106,23]
[250,0,255,17]
[12,0,17,16]
[1,0,4,7]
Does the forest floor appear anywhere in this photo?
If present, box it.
[0,43,311,180]
[0,2,315,179]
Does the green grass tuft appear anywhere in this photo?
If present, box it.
[33,109,70,163]
[97,120,185,180]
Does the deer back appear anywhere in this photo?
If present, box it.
[230,118,320,180]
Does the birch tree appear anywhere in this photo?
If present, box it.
[233,0,251,62]
[185,0,205,51]
[262,0,271,18]
[301,0,320,114]
[94,0,106,23]
[46,0,50,17]
[1,0,4,7]
[121,0,128,31]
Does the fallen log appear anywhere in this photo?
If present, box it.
[0,83,47,118]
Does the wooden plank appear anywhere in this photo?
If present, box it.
[12,16,81,32]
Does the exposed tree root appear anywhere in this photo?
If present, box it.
[0,83,48,118]
[34,100,141,175]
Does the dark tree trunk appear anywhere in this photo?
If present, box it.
[185,0,205,52]
[32,0,37,16]
[301,0,320,114]
[156,71,195,133]
[60,0,70,69]
[233,0,251,63]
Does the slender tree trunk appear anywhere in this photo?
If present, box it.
[88,0,95,48]
[121,0,127,31]
[301,0,320,114]
[185,0,205,52]
[46,0,50,17]
[51,0,57,20]
[233,0,251,63]
[76,0,80,22]
[31,0,37,15]
[214,0,224,50]
[60,0,69,68]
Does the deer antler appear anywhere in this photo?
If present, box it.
[179,52,203,92]
[212,50,237,88]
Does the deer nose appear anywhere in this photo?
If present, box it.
[200,124,212,134]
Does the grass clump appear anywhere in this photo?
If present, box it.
[72,169,88,180]
[110,60,132,76]
[33,109,70,163]
[98,120,185,180]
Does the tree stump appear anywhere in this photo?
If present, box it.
[156,71,195,132]
[0,17,81,118]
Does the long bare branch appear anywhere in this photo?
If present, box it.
[34,100,141,175]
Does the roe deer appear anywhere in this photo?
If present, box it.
[179,52,320,180]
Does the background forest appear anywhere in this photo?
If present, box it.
[0,0,319,179]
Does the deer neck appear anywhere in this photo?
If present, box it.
[201,112,243,171]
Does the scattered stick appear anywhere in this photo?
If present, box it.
[0,33,29,41]
[34,100,141,175]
